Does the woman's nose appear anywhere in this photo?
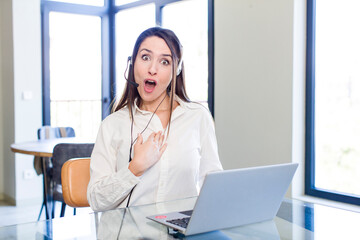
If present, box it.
[148,61,157,75]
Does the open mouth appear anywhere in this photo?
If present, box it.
[144,79,157,93]
[145,79,157,87]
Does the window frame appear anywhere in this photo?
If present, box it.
[41,0,215,126]
[305,0,360,206]
[41,0,111,123]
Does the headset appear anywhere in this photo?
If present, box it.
[176,56,183,76]
[124,56,139,88]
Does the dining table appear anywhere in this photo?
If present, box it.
[10,137,92,158]
[10,137,94,220]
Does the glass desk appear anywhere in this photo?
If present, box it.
[0,197,359,239]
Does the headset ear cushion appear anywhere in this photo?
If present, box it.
[176,59,183,76]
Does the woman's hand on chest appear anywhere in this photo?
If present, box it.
[128,131,167,176]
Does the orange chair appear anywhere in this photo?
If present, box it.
[61,158,91,208]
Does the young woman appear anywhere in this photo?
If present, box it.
[87,27,222,211]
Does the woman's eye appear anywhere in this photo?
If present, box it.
[161,59,170,65]
[141,55,150,61]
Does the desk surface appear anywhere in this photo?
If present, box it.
[10,137,93,157]
[0,197,359,239]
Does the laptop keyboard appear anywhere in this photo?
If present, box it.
[167,217,190,228]
[166,210,193,228]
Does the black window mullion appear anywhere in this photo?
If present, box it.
[114,0,155,11]
[101,10,112,118]
[109,0,117,116]
[41,5,51,125]
[305,0,316,197]
[44,1,107,15]
[208,0,214,117]
[156,3,162,26]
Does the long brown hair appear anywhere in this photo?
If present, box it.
[113,27,190,134]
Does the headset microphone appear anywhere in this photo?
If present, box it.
[125,56,139,87]
[127,79,139,87]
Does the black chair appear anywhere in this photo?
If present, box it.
[51,143,94,218]
[35,126,75,220]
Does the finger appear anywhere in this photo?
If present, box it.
[152,132,160,147]
[149,132,156,140]
[159,143,167,156]
[145,132,155,143]
[135,133,143,145]
[154,131,161,143]
[159,134,165,146]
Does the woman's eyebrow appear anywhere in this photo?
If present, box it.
[139,48,172,58]
[139,48,152,54]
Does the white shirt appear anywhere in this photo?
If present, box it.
[87,96,223,212]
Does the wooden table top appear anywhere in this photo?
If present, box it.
[10,137,94,157]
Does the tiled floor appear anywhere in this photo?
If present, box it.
[0,200,93,227]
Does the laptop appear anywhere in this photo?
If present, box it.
[147,163,298,236]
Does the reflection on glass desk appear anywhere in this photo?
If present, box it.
[0,197,359,239]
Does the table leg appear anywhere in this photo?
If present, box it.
[41,157,51,220]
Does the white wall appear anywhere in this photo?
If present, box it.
[12,0,43,205]
[0,0,42,205]
[214,0,295,170]
[214,0,308,199]
[0,0,16,202]
[291,0,306,199]
[0,0,4,199]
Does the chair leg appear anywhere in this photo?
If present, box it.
[60,203,66,217]
[37,202,44,221]
[52,200,55,219]
[73,207,76,216]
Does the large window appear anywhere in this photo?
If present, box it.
[115,4,156,97]
[162,0,209,104]
[306,0,360,205]
[42,0,214,140]
[48,12,102,139]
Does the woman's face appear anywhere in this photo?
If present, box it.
[134,36,173,108]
